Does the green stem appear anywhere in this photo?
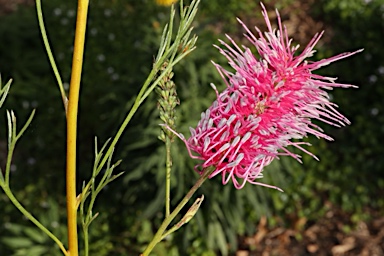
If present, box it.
[35,0,67,112]
[93,67,158,176]
[92,32,195,181]
[4,112,16,186]
[83,224,89,256]
[137,48,194,107]
[89,57,180,182]
[1,185,68,255]
[5,110,35,186]
[165,136,172,217]
[141,167,215,256]
[0,111,65,251]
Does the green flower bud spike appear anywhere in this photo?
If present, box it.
[156,61,180,217]
[157,61,180,142]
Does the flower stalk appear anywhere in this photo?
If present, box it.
[141,166,214,256]
[157,63,179,217]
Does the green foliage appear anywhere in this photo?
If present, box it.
[1,200,66,256]
[306,0,384,216]
[1,0,383,255]
[0,77,12,108]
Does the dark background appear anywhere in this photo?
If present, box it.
[0,0,383,255]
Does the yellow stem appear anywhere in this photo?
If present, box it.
[66,0,89,255]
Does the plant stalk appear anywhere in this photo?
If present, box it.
[83,224,89,256]
[66,0,89,255]
[1,185,68,255]
[35,0,67,112]
[165,136,172,217]
[141,167,214,256]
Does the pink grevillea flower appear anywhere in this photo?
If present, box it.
[168,4,362,190]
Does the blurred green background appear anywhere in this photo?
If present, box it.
[0,0,383,255]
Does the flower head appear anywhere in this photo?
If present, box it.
[155,0,178,6]
[170,3,362,190]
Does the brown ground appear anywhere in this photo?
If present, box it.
[237,208,384,256]
[0,0,34,15]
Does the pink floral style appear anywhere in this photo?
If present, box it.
[169,3,362,190]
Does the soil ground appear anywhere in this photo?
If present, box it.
[236,208,384,256]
